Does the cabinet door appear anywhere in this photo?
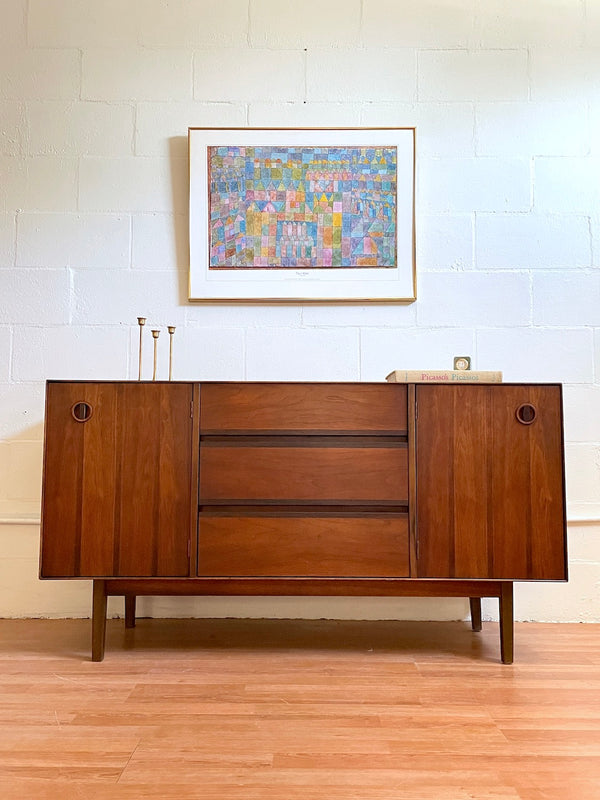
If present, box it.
[415,384,566,580]
[41,382,193,578]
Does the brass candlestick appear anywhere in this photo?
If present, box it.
[151,329,160,381]
[137,317,146,380]
[167,326,176,381]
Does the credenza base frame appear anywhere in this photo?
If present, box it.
[91,579,514,665]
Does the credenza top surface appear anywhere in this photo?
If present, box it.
[44,379,563,387]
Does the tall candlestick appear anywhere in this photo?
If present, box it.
[137,317,146,380]
[151,330,160,381]
[167,326,176,381]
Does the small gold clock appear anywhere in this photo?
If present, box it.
[453,356,471,371]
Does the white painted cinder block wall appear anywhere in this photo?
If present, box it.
[0,0,598,623]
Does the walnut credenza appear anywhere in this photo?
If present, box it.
[40,381,567,663]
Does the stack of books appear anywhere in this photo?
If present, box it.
[386,369,503,383]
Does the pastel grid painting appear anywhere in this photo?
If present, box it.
[208,145,397,269]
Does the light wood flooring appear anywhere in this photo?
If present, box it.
[1,617,599,799]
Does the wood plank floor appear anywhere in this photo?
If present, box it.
[1,618,599,799]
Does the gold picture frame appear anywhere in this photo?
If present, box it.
[188,127,416,303]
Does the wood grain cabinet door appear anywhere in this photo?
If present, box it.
[41,382,194,578]
[415,384,567,581]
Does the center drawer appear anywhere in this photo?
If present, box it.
[200,383,407,434]
[197,515,409,577]
[199,442,409,504]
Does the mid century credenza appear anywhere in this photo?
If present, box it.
[40,381,567,663]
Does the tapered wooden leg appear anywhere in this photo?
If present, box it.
[125,595,136,628]
[469,597,482,632]
[92,580,107,662]
[499,582,514,665]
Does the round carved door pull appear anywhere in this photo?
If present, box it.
[71,402,93,422]
[516,403,537,425]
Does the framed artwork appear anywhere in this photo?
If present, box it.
[188,127,416,303]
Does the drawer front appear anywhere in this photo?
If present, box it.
[200,445,409,504]
[198,515,409,577]
[200,383,407,434]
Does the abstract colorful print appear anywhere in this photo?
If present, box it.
[208,145,397,269]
